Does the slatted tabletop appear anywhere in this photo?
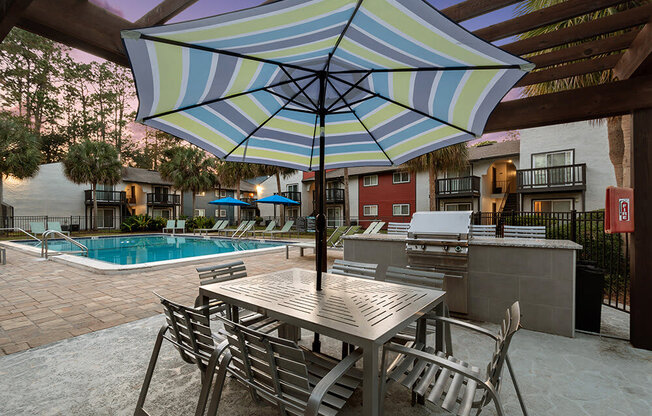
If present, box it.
[199,268,445,346]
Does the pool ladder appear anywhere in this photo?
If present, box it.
[41,230,89,259]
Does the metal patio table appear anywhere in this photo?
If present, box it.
[199,268,446,415]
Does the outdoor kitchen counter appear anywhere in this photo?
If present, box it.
[343,234,582,337]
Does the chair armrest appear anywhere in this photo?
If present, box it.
[428,316,499,341]
[384,343,487,386]
[305,348,363,416]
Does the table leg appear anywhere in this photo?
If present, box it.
[286,245,289,259]
[362,344,379,416]
[434,302,444,353]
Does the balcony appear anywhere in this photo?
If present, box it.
[85,190,126,205]
[146,193,181,205]
[240,197,257,206]
[313,188,345,204]
[281,191,301,203]
[435,176,480,198]
[517,164,586,193]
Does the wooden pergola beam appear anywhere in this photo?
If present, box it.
[485,74,652,132]
[441,0,521,23]
[135,0,200,27]
[475,0,626,42]
[503,2,652,56]
[528,29,638,69]
[516,53,623,87]
[0,0,34,41]
[613,17,652,80]
[17,0,133,66]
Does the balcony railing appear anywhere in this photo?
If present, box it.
[435,176,480,196]
[240,197,257,205]
[517,164,586,192]
[146,193,181,205]
[313,188,345,204]
[281,191,301,203]
[85,190,126,204]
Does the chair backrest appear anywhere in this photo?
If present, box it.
[49,221,63,232]
[385,266,444,289]
[362,222,378,234]
[177,220,186,229]
[30,222,45,234]
[216,220,228,229]
[326,226,347,244]
[279,220,294,232]
[388,222,410,235]
[165,220,175,229]
[264,220,276,231]
[371,221,385,234]
[156,293,216,372]
[196,260,247,286]
[470,224,496,237]
[486,302,521,390]
[503,225,546,239]
[330,259,377,279]
[221,317,312,414]
[210,220,223,230]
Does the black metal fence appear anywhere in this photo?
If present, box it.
[0,215,123,236]
[473,210,630,312]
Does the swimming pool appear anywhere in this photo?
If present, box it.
[15,234,284,265]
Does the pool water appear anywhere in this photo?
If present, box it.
[17,235,283,265]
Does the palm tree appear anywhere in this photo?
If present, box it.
[400,143,469,211]
[515,0,641,186]
[62,140,122,230]
[159,146,218,217]
[255,164,295,224]
[0,113,42,209]
[215,161,257,222]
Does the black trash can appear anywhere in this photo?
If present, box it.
[575,260,604,333]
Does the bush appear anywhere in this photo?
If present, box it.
[121,214,153,232]
[186,216,215,231]
[150,217,167,231]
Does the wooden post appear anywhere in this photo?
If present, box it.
[631,108,652,351]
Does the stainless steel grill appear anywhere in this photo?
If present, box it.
[406,211,472,314]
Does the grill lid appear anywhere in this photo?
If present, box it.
[408,211,472,237]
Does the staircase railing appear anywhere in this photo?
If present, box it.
[498,178,515,212]
[41,230,88,259]
[0,227,42,243]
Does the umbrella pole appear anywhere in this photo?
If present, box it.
[313,71,328,353]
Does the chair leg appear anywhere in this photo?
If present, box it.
[134,325,168,416]
[206,351,232,416]
[506,355,529,416]
[443,304,453,356]
[195,350,220,416]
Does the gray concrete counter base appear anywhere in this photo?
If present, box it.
[344,235,581,337]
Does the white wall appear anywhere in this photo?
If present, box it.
[519,121,615,210]
[256,171,304,218]
[3,163,86,216]
[415,170,430,211]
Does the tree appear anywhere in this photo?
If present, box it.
[400,144,468,211]
[216,161,257,222]
[159,146,218,216]
[62,140,122,230]
[0,113,42,207]
[39,132,69,163]
[515,0,641,187]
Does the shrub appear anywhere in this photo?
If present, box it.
[186,216,215,231]
[121,214,154,232]
[150,217,167,231]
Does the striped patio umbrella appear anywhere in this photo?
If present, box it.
[122,0,533,293]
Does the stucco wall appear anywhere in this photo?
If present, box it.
[519,121,615,211]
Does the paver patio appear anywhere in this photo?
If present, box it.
[0,243,340,356]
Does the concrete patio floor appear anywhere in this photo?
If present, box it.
[1,312,651,416]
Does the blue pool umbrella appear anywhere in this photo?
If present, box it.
[208,196,250,206]
[256,194,300,206]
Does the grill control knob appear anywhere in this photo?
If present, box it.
[455,246,462,253]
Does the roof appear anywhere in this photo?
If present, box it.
[121,167,173,185]
[302,165,399,182]
[467,140,520,161]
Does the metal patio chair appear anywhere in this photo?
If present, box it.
[194,220,226,235]
[388,222,410,235]
[361,221,378,234]
[217,220,246,237]
[250,220,276,237]
[135,294,230,416]
[380,301,528,416]
[370,221,386,234]
[194,261,281,334]
[470,224,496,238]
[206,316,363,416]
[29,222,46,235]
[503,225,546,239]
[233,220,255,238]
[264,220,295,238]
[329,259,378,279]
[48,221,70,236]
[162,220,176,233]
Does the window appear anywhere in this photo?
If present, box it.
[215,209,227,217]
[363,175,378,187]
[363,205,378,216]
[533,199,573,213]
[152,209,171,219]
[393,204,410,216]
[532,150,573,168]
[197,191,206,197]
[287,184,298,192]
[215,190,227,197]
[393,171,410,184]
[96,208,115,228]
[444,203,471,212]
[286,207,299,219]
[194,208,206,217]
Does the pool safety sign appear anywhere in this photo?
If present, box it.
[605,186,634,233]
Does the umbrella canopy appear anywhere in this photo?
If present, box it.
[122,0,533,302]
[256,194,300,206]
[208,196,250,206]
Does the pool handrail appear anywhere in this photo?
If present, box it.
[41,230,88,259]
[0,227,42,244]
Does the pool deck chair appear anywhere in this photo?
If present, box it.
[48,222,70,236]
[371,221,385,234]
[175,220,186,234]
[233,220,254,238]
[504,225,546,239]
[218,221,246,237]
[333,225,360,248]
[194,220,226,236]
[379,302,528,416]
[162,220,176,233]
[325,225,348,247]
[361,221,378,235]
[264,220,294,238]
[29,222,46,236]
[388,222,410,235]
[250,220,276,238]
[470,224,496,237]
